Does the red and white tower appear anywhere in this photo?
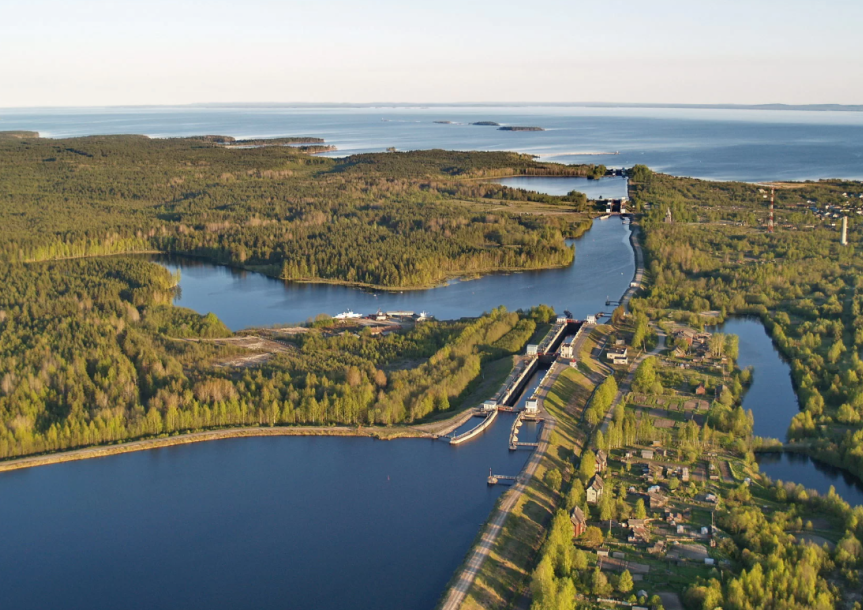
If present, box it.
[768,188,775,234]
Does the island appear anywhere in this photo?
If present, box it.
[470,121,501,126]
[498,126,545,131]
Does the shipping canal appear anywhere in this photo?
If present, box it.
[0,219,631,610]
[2,212,860,610]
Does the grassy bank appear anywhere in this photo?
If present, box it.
[458,364,598,609]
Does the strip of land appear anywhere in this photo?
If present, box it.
[0,425,434,473]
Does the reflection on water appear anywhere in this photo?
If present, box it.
[0,414,534,610]
[494,176,628,199]
[722,318,863,506]
[718,318,799,440]
[757,452,863,507]
[156,218,635,330]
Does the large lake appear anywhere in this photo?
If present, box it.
[3,105,863,181]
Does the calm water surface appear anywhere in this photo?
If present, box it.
[719,318,863,506]
[756,452,863,507]
[718,318,799,440]
[0,222,628,609]
[2,105,863,181]
[160,218,635,330]
[494,176,628,199]
[0,419,535,610]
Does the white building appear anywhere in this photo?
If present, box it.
[606,346,628,365]
[560,335,577,359]
[524,399,539,415]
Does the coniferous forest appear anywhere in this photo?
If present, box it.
[0,132,584,458]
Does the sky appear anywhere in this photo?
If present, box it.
[1,0,862,107]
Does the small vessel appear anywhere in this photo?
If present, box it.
[334,310,363,320]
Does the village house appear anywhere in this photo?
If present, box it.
[695,384,707,396]
[627,518,650,544]
[587,475,604,504]
[641,449,655,460]
[570,506,587,537]
[596,449,608,473]
[649,491,667,510]
[674,328,697,345]
[681,466,690,482]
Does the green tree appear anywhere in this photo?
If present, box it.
[591,568,611,596]
[565,479,585,510]
[581,526,603,548]
[634,498,647,519]
[633,357,657,393]
[579,449,597,481]
[617,569,634,594]
[544,468,563,492]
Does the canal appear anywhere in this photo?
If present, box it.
[157,217,635,330]
[0,218,632,610]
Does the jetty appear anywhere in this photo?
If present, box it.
[487,469,518,485]
[448,409,498,445]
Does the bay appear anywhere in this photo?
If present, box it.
[160,218,635,330]
[3,105,863,181]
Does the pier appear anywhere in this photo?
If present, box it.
[487,469,518,485]
[448,409,498,445]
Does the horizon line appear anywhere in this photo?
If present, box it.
[2,101,862,112]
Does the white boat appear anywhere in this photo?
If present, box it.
[334,310,363,320]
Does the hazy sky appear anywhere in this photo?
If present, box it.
[2,0,862,107]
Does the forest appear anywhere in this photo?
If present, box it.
[629,169,863,482]
[0,133,599,289]
[0,133,604,458]
[0,251,551,458]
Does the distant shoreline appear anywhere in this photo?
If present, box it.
[3,102,861,112]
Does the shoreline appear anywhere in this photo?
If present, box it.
[22,249,578,294]
[438,214,642,607]
[0,425,437,474]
